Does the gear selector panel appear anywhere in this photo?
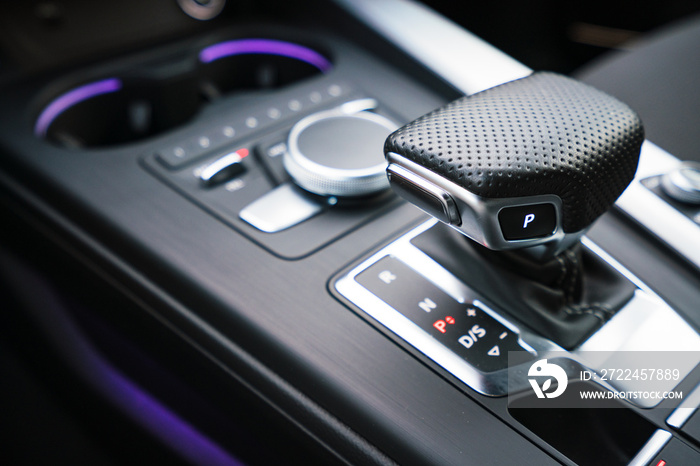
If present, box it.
[334,220,547,396]
[355,255,529,373]
[334,218,700,400]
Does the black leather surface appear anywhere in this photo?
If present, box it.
[412,222,637,349]
[384,72,644,232]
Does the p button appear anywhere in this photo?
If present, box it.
[498,204,557,240]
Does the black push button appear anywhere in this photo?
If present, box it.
[498,203,556,240]
[255,139,289,185]
[156,142,201,169]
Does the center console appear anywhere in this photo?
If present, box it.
[2,1,700,465]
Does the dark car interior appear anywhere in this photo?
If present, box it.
[2,1,700,464]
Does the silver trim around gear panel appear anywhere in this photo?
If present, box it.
[627,430,672,466]
[336,220,700,402]
[335,220,553,396]
[667,383,700,429]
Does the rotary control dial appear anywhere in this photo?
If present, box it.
[284,98,397,197]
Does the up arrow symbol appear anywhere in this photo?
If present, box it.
[487,346,500,357]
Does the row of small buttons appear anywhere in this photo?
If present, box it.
[156,83,350,170]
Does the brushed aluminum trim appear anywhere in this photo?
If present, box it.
[331,0,531,95]
[616,141,700,270]
[627,430,672,466]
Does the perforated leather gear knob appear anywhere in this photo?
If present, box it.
[385,72,644,252]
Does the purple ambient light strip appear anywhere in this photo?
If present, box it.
[101,361,245,466]
[1,251,246,466]
[34,78,122,137]
[199,38,332,72]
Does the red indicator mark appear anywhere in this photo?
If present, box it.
[236,148,250,158]
[433,316,456,334]
[655,460,666,466]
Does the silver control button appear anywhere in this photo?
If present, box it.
[239,183,324,233]
[661,161,700,204]
[199,148,248,187]
[387,164,461,225]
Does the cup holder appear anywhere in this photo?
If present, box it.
[198,39,331,98]
[34,75,202,148]
[35,38,332,148]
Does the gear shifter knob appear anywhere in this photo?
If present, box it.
[385,72,644,255]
